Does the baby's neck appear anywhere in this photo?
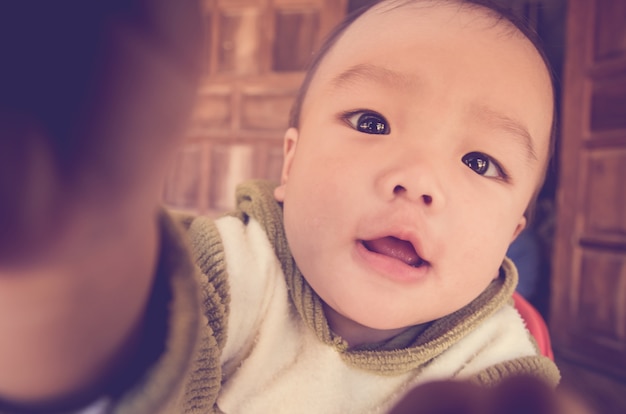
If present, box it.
[323,302,411,348]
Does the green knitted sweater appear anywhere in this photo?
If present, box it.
[110,180,559,414]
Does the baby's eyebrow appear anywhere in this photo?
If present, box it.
[471,105,538,163]
[329,64,539,163]
[330,63,416,91]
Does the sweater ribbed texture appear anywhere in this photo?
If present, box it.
[182,217,230,413]
[114,210,207,414]
[228,180,559,384]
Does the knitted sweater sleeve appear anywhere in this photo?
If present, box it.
[179,215,231,413]
[109,211,230,414]
[470,352,560,387]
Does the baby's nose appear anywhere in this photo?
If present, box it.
[376,160,446,210]
[393,185,434,206]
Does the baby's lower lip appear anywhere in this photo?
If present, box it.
[354,241,430,283]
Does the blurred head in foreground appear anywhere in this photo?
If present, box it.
[0,0,204,265]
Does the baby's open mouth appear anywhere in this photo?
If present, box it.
[362,236,428,268]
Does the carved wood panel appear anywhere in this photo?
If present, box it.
[551,1,626,409]
[570,249,626,346]
[582,150,626,243]
[589,77,626,132]
[593,1,626,63]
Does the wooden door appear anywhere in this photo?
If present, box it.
[163,0,347,215]
[550,0,626,412]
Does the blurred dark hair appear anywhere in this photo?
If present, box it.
[0,0,204,177]
[0,0,204,262]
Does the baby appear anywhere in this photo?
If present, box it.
[184,0,558,411]
[0,0,559,413]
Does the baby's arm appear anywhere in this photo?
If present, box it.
[0,1,204,410]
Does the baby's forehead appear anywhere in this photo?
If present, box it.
[299,0,554,161]
[313,1,537,86]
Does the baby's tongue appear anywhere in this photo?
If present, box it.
[363,236,421,266]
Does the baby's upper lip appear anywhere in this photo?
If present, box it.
[360,228,429,265]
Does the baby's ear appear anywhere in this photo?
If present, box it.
[511,216,527,242]
[274,127,299,202]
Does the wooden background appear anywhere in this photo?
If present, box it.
[549,2,626,413]
[163,0,347,215]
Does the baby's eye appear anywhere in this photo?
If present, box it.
[344,111,390,135]
[462,152,505,179]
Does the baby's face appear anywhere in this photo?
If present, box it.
[274,2,553,344]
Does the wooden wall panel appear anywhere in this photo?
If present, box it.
[273,8,320,71]
[163,143,207,210]
[574,249,626,343]
[590,78,626,132]
[202,11,213,74]
[266,143,286,182]
[209,144,256,211]
[582,150,626,242]
[551,2,626,409]
[593,1,626,62]
[163,0,348,215]
[561,247,626,382]
[241,90,295,131]
[191,86,233,131]
[217,7,263,74]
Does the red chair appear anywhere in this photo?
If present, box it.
[512,292,554,361]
